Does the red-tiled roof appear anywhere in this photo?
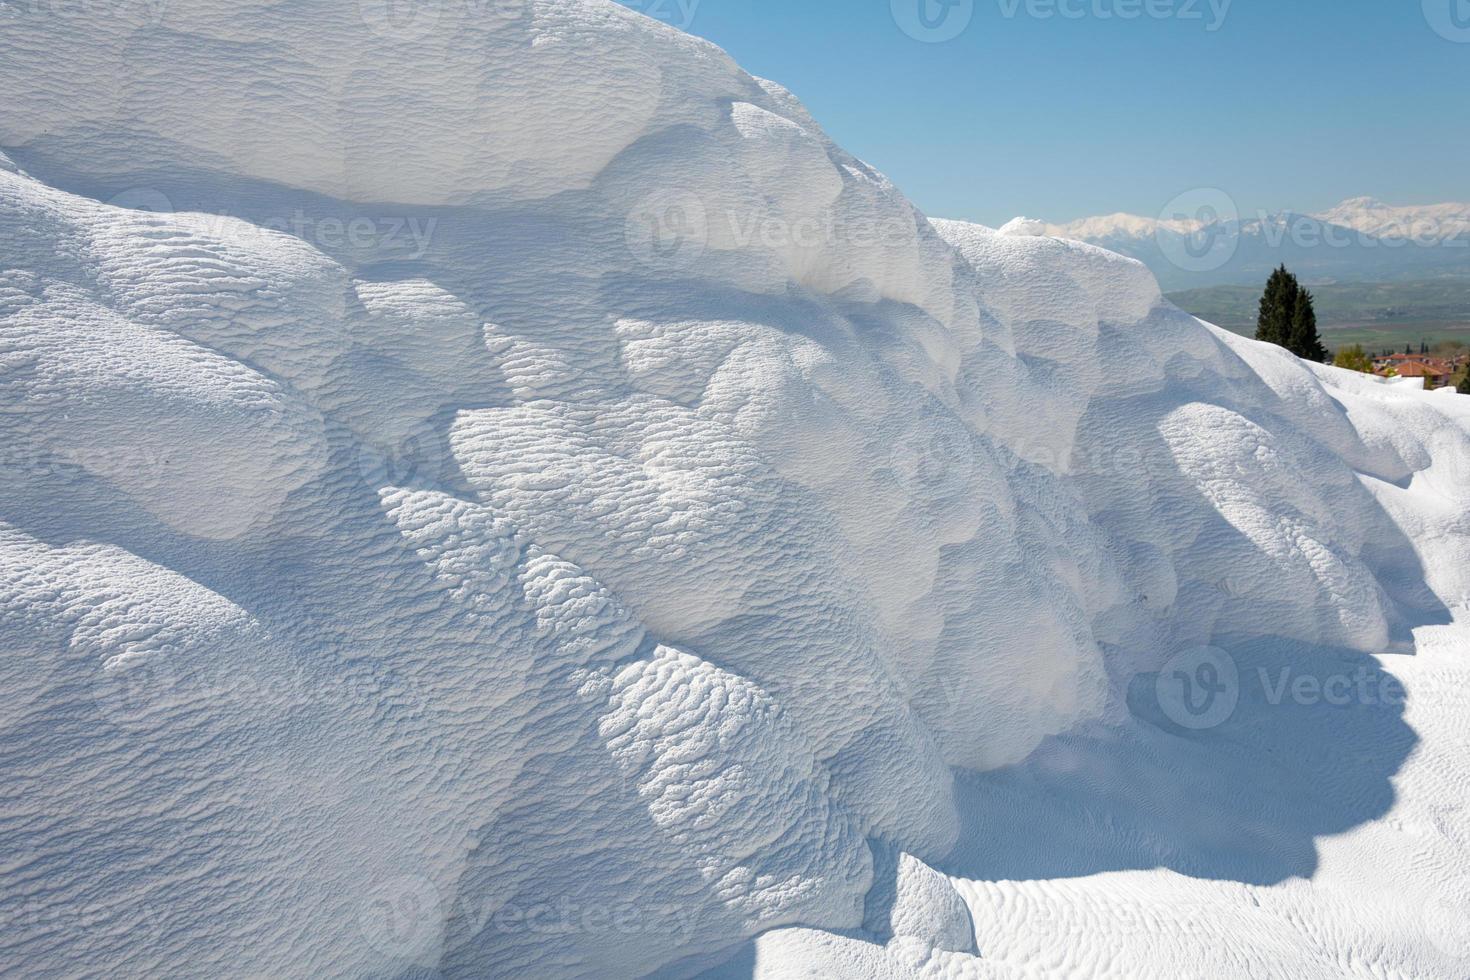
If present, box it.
[1388,361,1452,379]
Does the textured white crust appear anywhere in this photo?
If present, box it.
[2,2,1470,978]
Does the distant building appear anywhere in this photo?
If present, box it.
[1372,352,1455,382]
[1382,360,1453,386]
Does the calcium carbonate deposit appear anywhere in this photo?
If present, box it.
[1,2,1468,977]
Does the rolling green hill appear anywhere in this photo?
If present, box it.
[1166,280,1470,352]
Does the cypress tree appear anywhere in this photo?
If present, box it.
[1255,265,1297,347]
[1255,265,1325,359]
[1459,372,1470,396]
[1287,287,1327,361]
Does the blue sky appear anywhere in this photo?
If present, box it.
[619,0,1470,227]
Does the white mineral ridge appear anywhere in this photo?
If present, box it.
[2,2,1469,978]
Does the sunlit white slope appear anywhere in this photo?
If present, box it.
[1,2,1468,978]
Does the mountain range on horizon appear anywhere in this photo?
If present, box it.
[1003,197,1470,291]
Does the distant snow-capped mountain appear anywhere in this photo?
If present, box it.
[1016,198,1470,290]
[1041,212,1200,241]
[1311,197,1470,241]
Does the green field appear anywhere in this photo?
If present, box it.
[1166,279,1470,352]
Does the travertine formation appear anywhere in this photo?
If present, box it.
[2,3,1468,977]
